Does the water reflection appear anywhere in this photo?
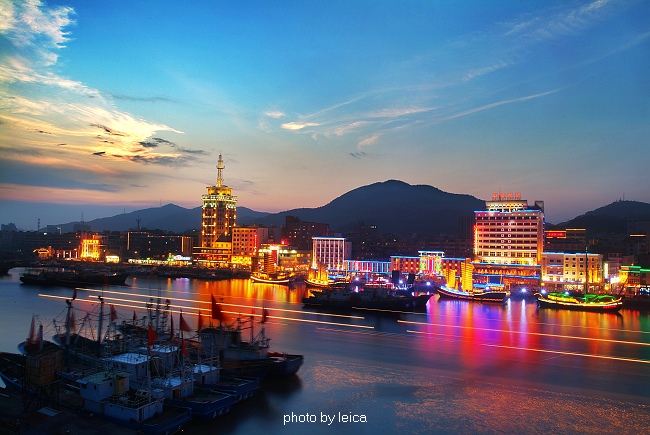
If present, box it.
[2,271,650,434]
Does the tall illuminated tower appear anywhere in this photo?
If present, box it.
[200,153,237,248]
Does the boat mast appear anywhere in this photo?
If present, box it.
[584,246,589,294]
[97,295,104,356]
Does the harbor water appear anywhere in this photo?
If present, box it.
[1,268,650,434]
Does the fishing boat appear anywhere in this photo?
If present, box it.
[437,285,510,303]
[195,305,304,380]
[302,287,432,311]
[535,290,623,313]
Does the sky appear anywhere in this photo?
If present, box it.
[1,0,648,230]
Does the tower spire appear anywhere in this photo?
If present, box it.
[216,152,225,187]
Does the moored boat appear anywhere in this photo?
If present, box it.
[437,286,510,303]
[302,287,432,312]
[250,271,294,284]
[20,267,128,287]
[535,291,623,313]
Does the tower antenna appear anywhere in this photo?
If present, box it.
[216,152,225,187]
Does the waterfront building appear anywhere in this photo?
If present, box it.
[125,231,193,260]
[231,226,269,269]
[472,192,544,289]
[312,236,351,276]
[256,243,299,273]
[193,153,237,266]
[344,259,391,283]
[540,252,603,291]
[474,192,544,265]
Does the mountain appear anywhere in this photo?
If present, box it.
[554,200,650,234]
[238,180,483,236]
[61,205,269,233]
[53,182,650,237]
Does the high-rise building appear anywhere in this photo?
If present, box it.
[194,153,237,266]
[471,192,545,289]
[201,153,237,246]
[474,192,545,266]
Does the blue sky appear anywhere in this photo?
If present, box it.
[1,0,648,230]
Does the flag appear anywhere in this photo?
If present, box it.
[110,304,118,321]
[70,310,76,333]
[197,310,204,332]
[211,294,223,321]
[179,313,192,332]
[261,308,268,324]
[148,324,158,347]
[181,336,189,358]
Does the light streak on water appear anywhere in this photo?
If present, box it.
[75,288,365,319]
[483,343,650,365]
[399,319,650,347]
[39,294,373,330]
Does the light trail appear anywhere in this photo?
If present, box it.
[483,343,650,365]
[78,288,365,319]
[39,294,372,330]
[399,319,650,347]
[315,327,409,338]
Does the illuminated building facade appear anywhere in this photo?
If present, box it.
[200,153,237,247]
[81,238,101,260]
[194,153,237,266]
[474,192,545,266]
[312,237,351,275]
[231,226,269,268]
[257,243,299,272]
[540,252,603,290]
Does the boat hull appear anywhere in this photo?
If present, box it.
[437,286,509,303]
[536,293,623,313]
[302,294,430,312]
[20,270,128,287]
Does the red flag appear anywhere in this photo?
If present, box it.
[179,313,192,332]
[110,304,118,321]
[70,310,76,333]
[181,336,189,358]
[148,324,158,347]
[261,308,268,324]
[197,310,204,332]
[211,294,223,321]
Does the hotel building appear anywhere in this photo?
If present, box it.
[472,193,545,288]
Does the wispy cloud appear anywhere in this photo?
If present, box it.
[501,0,619,42]
[281,121,320,130]
[437,89,562,124]
[0,0,187,179]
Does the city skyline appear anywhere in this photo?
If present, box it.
[1,0,649,230]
